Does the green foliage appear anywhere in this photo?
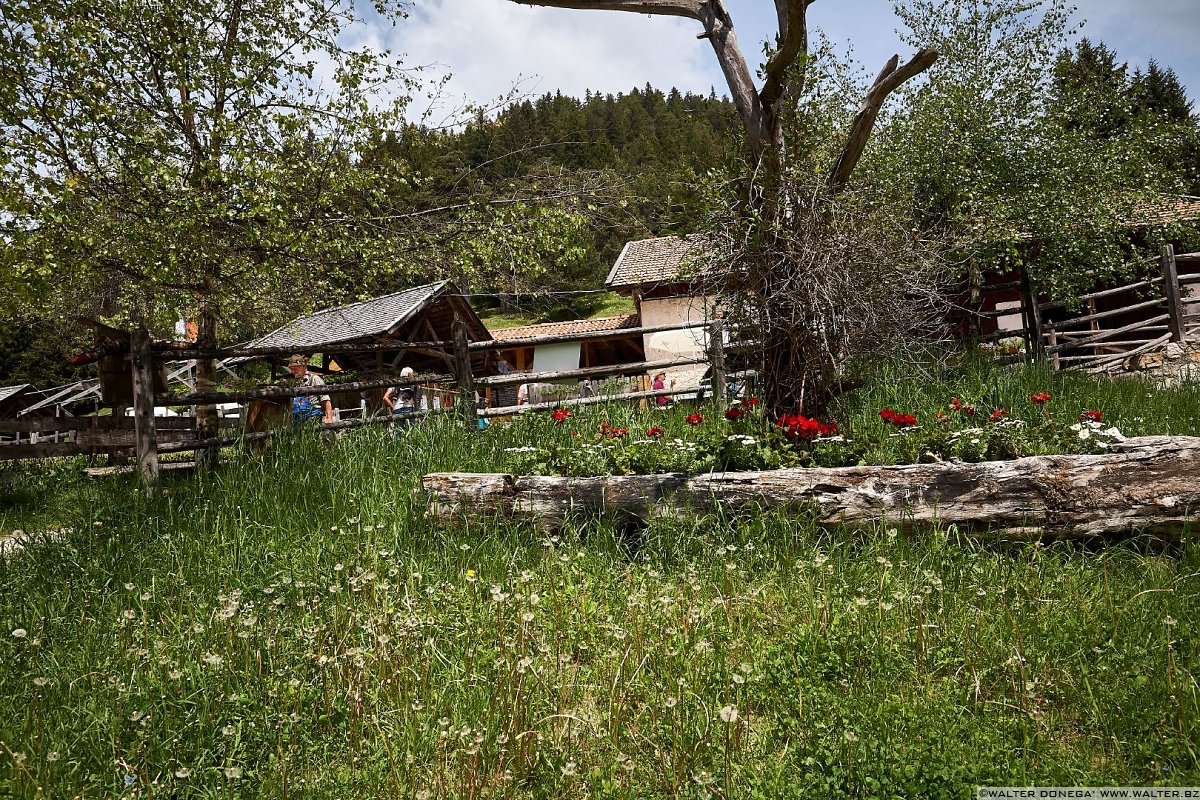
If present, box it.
[0,0,414,335]
[1,407,1198,796]
[873,1,1200,300]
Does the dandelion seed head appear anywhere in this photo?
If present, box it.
[719,705,739,723]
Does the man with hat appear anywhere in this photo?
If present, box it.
[287,355,335,425]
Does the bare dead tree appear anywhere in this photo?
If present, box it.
[508,0,942,415]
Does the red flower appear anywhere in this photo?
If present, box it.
[778,414,838,440]
[746,397,760,407]
[686,413,704,426]
[988,408,1008,423]
[880,409,916,428]
[724,406,746,421]
[1030,392,1052,405]
[646,426,665,439]
[950,397,963,411]
[551,407,572,423]
[963,406,976,416]
[1080,410,1103,423]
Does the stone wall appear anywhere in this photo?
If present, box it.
[1117,341,1200,385]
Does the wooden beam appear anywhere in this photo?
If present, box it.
[420,436,1200,539]
[1162,244,1185,343]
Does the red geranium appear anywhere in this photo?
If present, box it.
[724,406,746,421]
[686,413,704,426]
[778,414,837,440]
[646,426,665,438]
[599,421,629,439]
[989,408,1009,423]
[551,407,572,423]
[880,409,916,428]
[1030,392,1052,405]
[1080,410,1103,423]
[746,397,760,407]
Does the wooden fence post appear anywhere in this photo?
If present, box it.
[1020,269,1046,362]
[1162,243,1184,343]
[452,316,478,430]
[130,326,160,494]
[708,319,727,402]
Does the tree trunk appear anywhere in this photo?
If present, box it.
[419,436,1200,539]
[194,293,220,469]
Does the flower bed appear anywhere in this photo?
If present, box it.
[498,392,1128,478]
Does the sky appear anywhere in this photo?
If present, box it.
[389,0,1200,123]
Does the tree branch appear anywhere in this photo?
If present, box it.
[828,47,937,193]
[761,0,811,110]
[507,0,702,16]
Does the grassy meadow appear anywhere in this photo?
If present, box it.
[1,362,1199,798]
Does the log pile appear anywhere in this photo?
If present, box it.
[418,436,1200,539]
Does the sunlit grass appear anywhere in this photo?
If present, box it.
[0,361,1198,797]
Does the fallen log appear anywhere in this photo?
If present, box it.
[418,436,1200,538]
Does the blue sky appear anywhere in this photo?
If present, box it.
[394,0,1199,122]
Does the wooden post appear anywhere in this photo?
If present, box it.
[452,316,477,430]
[130,326,160,494]
[1020,269,1046,362]
[709,319,727,402]
[1162,243,1184,343]
[1047,327,1060,371]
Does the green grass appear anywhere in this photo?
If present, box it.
[1,362,1199,797]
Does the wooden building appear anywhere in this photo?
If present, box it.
[604,235,714,387]
[241,281,493,415]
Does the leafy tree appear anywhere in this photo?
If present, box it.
[505,1,940,415]
[873,0,1194,302]
[0,0,413,439]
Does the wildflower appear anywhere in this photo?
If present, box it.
[203,652,223,667]
[686,413,704,426]
[1030,392,1051,404]
[551,407,572,423]
[174,768,191,779]
[561,760,578,777]
[222,724,236,736]
[988,408,1008,423]
[11,628,27,639]
[124,775,136,787]
[32,676,48,687]
[724,406,745,421]
[646,425,665,438]
[225,766,243,779]
[46,751,59,762]
[169,670,182,681]
[464,569,477,583]
[844,729,858,743]
[879,409,917,428]
[719,705,739,723]
[950,397,963,411]
[746,396,760,407]
[1080,409,1103,423]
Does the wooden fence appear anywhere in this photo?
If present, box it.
[0,318,726,493]
[972,245,1200,371]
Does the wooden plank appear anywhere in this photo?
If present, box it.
[1044,297,1164,331]
[452,316,477,430]
[479,385,704,419]
[709,319,726,402]
[1162,244,1184,343]
[475,357,708,390]
[0,443,133,461]
[1085,333,1174,371]
[0,416,232,434]
[1038,278,1159,311]
[1020,269,1046,361]
[1046,314,1170,354]
[158,373,452,406]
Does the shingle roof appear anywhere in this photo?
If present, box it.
[605,235,711,290]
[1125,195,1200,227]
[247,282,448,351]
[0,384,31,405]
[490,314,641,341]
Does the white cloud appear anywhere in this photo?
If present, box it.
[393,0,718,124]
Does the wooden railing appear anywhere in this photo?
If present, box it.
[1,317,725,494]
[973,245,1199,372]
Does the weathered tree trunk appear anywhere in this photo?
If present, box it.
[419,436,1200,539]
[194,292,220,469]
